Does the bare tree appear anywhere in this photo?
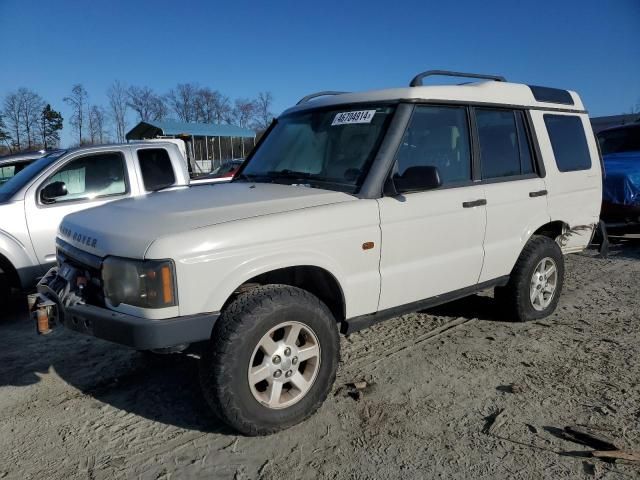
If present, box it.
[107,80,128,142]
[127,86,167,122]
[194,87,223,123]
[3,92,23,150]
[0,113,11,150]
[254,91,274,131]
[64,84,88,144]
[19,89,45,149]
[88,105,107,144]
[232,98,257,128]
[166,83,198,122]
[215,94,232,124]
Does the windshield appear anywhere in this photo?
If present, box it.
[238,104,396,193]
[598,125,640,155]
[0,150,67,201]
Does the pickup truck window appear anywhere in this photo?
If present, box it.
[394,105,471,186]
[137,148,176,191]
[41,152,128,203]
[239,105,395,193]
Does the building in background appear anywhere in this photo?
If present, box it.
[126,119,255,176]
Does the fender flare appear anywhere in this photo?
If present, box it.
[204,250,349,316]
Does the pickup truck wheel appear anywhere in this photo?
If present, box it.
[497,235,564,322]
[199,285,340,436]
[0,273,10,315]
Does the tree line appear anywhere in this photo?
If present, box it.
[0,82,274,154]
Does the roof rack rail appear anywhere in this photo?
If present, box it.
[410,70,506,87]
[296,91,349,105]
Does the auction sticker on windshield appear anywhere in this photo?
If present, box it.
[332,110,376,126]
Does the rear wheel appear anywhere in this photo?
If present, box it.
[199,285,340,435]
[496,235,564,322]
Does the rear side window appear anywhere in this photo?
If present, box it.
[394,105,471,187]
[476,109,535,179]
[137,148,176,191]
[544,115,592,172]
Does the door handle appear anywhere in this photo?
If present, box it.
[462,199,487,208]
[529,189,548,198]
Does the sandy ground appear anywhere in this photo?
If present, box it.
[1,240,640,479]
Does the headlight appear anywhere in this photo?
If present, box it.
[102,257,177,308]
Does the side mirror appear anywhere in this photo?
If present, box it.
[41,181,68,204]
[389,165,442,195]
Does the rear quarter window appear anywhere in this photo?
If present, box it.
[137,148,176,191]
[544,115,592,172]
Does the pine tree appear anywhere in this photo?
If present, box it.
[40,104,64,149]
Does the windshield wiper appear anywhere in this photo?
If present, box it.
[267,169,315,179]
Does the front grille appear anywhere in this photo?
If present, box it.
[56,238,105,306]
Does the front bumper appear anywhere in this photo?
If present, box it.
[31,266,219,350]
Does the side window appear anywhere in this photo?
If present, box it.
[544,115,592,172]
[41,152,127,203]
[394,105,471,188]
[137,148,176,191]
[476,109,535,179]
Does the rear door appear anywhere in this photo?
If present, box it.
[474,108,550,282]
[377,105,487,310]
[530,112,602,251]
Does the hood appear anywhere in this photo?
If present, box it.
[58,182,355,258]
[603,151,640,207]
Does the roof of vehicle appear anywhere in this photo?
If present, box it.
[62,140,184,155]
[598,121,640,135]
[285,79,586,115]
[126,119,256,140]
[0,150,48,164]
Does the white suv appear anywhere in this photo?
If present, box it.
[33,70,602,435]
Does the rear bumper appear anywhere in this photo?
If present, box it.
[601,201,640,231]
[32,266,219,350]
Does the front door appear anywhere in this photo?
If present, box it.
[378,105,487,310]
[25,150,131,269]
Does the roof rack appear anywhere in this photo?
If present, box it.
[410,70,506,87]
[296,91,349,105]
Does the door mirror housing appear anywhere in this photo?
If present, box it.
[389,166,442,195]
[41,181,68,204]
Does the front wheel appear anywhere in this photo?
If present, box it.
[496,235,565,322]
[199,285,340,435]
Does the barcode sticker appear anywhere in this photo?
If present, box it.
[331,110,376,126]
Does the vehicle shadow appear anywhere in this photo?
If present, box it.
[0,308,232,434]
[423,293,508,322]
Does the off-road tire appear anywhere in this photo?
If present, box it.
[496,235,564,322]
[199,284,340,436]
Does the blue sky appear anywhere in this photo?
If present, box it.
[1,0,639,147]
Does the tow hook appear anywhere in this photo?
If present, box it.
[28,293,57,335]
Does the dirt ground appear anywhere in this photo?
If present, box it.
[1,240,640,479]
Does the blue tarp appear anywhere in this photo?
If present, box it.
[603,151,640,206]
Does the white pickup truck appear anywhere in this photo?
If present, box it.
[33,70,602,435]
[0,141,192,307]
